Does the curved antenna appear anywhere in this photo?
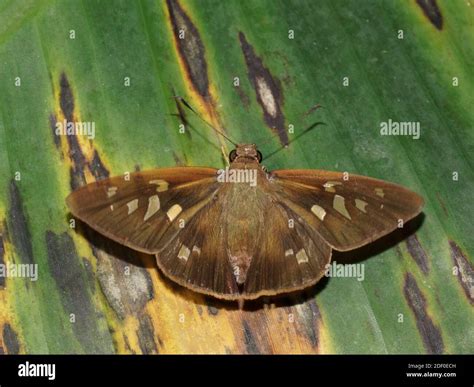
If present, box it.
[262,122,326,161]
[260,104,325,160]
[173,96,238,147]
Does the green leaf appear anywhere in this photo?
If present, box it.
[0,0,472,354]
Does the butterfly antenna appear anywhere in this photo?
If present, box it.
[261,104,324,160]
[173,96,238,146]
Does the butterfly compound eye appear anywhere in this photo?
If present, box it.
[257,150,263,163]
[229,149,237,162]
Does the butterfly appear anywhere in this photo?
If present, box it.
[66,142,424,302]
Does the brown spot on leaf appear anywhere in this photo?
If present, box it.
[8,181,34,265]
[2,324,20,354]
[60,72,75,121]
[449,241,474,305]
[406,235,429,275]
[166,0,210,99]
[416,0,443,30]
[57,73,110,189]
[59,74,87,189]
[137,313,159,354]
[239,32,288,146]
[403,273,444,353]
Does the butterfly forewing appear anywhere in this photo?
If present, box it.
[66,167,219,254]
[272,169,424,251]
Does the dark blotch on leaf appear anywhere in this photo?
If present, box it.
[242,320,260,354]
[45,231,109,353]
[137,313,159,354]
[416,0,443,30]
[449,241,474,305]
[166,0,210,99]
[403,273,444,354]
[60,73,75,122]
[58,74,87,189]
[89,150,110,181]
[8,181,34,265]
[406,235,429,275]
[57,74,110,189]
[50,113,61,150]
[2,324,20,354]
[239,32,288,146]
[301,299,321,348]
[0,233,5,288]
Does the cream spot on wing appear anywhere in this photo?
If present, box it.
[324,181,342,187]
[380,204,384,209]
[375,188,385,198]
[166,204,183,222]
[256,76,277,117]
[107,186,118,198]
[323,181,342,193]
[126,199,138,215]
[285,249,294,257]
[177,245,190,261]
[110,205,114,211]
[192,245,201,256]
[311,204,326,221]
[143,195,160,221]
[333,195,351,220]
[296,249,309,264]
[355,198,368,213]
[149,179,169,192]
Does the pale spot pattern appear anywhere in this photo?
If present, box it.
[107,186,118,198]
[323,181,342,193]
[150,179,169,192]
[192,245,201,256]
[143,195,160,221]
[311,204,326,221]
[375,188,385,198]
[167,204,183,222]
[126,199,138,215]
[285,248,294,257]
[296,249,309,264]
[177,245,190,261]
[355,198,368,213]
[333,194,351,220]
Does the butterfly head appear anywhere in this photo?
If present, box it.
[229,144,263,164]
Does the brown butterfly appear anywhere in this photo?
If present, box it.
[66,143,424,302]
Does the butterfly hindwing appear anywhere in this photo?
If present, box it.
[66,167,219,254]
[241,199,331,297]
[154,177,332,300]
[271,169,424,251]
